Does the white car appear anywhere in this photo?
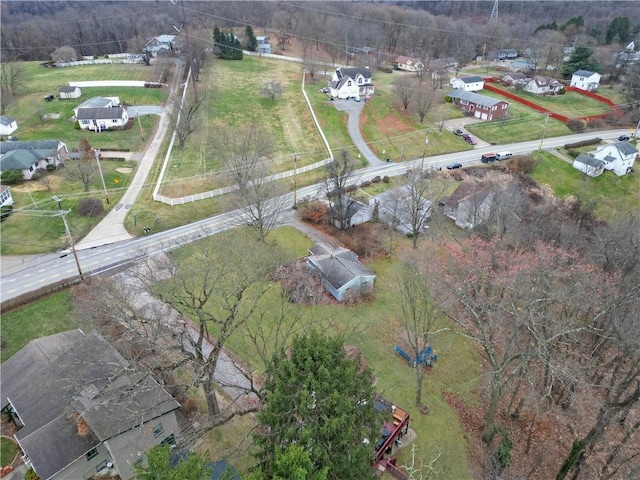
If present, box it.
[496,151,513,161]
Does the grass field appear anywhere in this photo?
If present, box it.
[0,437,18,467]
[531,150,640,218]
[0,160,137,255]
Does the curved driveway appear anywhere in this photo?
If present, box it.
[332,99,387,166]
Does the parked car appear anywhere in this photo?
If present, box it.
[446,162,463,170]
[463,134,477,145]
[618,135,630,141]
[496,151,513,161]
[453,128,464,136]
[481,153,497,163]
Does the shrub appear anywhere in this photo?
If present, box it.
[360,180,371,188]
[382,176,390,183]
[0,170,23,185]
[506,154,539,174]
[46,164,56,172]
[566,118,587,132]
[378,65,394,73]
[298,201,327,224]
[371,176,381,183]
[564,137,602,149]
[567,149,581,158]
[1,205,13,222]
[345,184,357,193]
[77,198,104,217]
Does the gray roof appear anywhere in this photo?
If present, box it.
[59,85,80,92]
[76,96,114,110]
[574,154,604,168]
[307,243,375,290]
[336,67,372,81]
[0,149,40,170]
[76,106,126,120]
[614,140,638,155]
[459,75,484,83]
[0,115,16,126]
[573,69,597,77]
[1,329,178,480]
[0,140,64,170]
[0,139,62,155]
[448,89,505,108]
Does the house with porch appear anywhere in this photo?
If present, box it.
[449,75,484,92]
[448,89,509,121]
[523,76,564,95]
[1,329,181,480]
[76,107,129,132]
[329,67,374,99]
[570,70,601,92]
[591,140,637,176]
[144,34,181,57]
[501,72,530,87]
[0,116,18,137]
[256,36,271,54]
[0,140,67,180]
[487,48,519,61]
[59,85,82,99]
[306,243,375,302]
[572,154,605,177]
[394,56,424,73]
[73,96,120,117]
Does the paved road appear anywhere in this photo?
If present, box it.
[332,98,387,166]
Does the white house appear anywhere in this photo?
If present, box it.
[394,56,424,73]
[501,72,530,87]
[591,141,637,176]
[0,140,67,180]
[306,243,375,302]
[369,185,432,236]
[0,116,18,136]
[572,154,605,177]
[523,76,564,95]
[441,181,495,230]
[329,67,374,99]
[59,85,82,99]
[73,96,120,117]
[449,75,484,92]
[144,34,181,57]
[570,70,601,92]
[76,107,129,132]
[0,184,13,207]
[256,36,271,54]
[1,330,181,480]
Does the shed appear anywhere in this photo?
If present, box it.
[572,154,605,177]
[59,85,82,99]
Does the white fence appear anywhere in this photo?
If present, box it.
[68,80,166,88]
[54,58,144,68]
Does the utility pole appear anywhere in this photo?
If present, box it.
[93,148,109,204]
[539,112,550,151]
[134,100,145,141]
[51,199,83,279]
[293,153,298,209]
[421,130,429,171]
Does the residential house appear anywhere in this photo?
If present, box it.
[487,49,519,61]
[509,59,536,72]
[501,72,530,87]
[523,76,564,95]
[328,67,374,99]
[0,184,13,207]
[73,96,120,117]
[394,56,424,73]
[448,89,510,121]
[76,107,129,132]
[572,154,605,177]
[440,181,495,229]
[1,329,181,480]
[329,197,372,229]
[144,34,181,57]
[428,57,458,71]
[369,185,432,236]
[256,36,272,54]
[0,116,18,137]
[449,75,484,92]
[0,140,67,180]
[570,70,601,92]
[306,243,376,301]
[59,86,82,99]
[591,141,637,176]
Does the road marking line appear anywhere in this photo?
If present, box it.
[8,289,17,293]
[38,269,46,273]
[66,269,75,273]
[24,274,31,277]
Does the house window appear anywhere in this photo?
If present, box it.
[160,434,176,447]
[86,448,99,461]
[347,81,352,86]
[153,423,164,438]
[358,78,362,84]
[82,120,90,125]
[459,100,468,105]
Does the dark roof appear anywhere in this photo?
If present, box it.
[574,154,604,168]
[0,149,40,170]
[573,69,597,77]
[2,329,178,480]
[336,67,372,80]
[614,141,638,155]
[459,75,484,83]
[307,243,375,290]
[394,56,422,65]
[0,115,16,126]
[448,89,505,108]
[0,139,62,155]
[59,85,79,92]
[441,181,493,208]
[76,107,126,120]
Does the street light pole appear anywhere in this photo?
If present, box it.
[94,148,109,204]
[293,153,298,208]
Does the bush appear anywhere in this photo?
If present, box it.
[46,164,57,172]
[378,65,394,73]
[566,119,587,133]
[564,137,602,149]
[77,198,104,217]
[382,176,390,183]
[0,170,23,185]
[371,176,381,183]
[506,154,539,174]
[298,201,327,224]
[359,180,371,188]
[567,149,581,158]
[1,205,13,222]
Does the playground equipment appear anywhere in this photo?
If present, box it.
[394,344,438,367]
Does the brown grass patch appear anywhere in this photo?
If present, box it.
[11,175,64,192]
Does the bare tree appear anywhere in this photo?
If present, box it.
[0,62,23,96]
[394,75,415,110]
[64,139,96,192]
[174,91,205,149]
[414,87,437,123]
[50,45,78,63]
[404,173,442,249]
[219,125,289,242]
[323,149,358,231]
[261,80,283,101]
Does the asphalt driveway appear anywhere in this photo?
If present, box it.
[332,98,387,166]
[126,105,163,117]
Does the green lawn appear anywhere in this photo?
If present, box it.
[530,151,640,218]
[0,437,18,467]
[0,160,137,255]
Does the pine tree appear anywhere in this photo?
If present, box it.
[561,46,600,76]
[245,25,258,52]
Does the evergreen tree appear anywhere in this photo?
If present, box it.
[561,45,600,76]
[133,444,212,480]
[245,25,258,52]
[254,332,379,480]
[605,16,631,44]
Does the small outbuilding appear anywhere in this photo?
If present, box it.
[0,116,18,137]
[572,154,605,177]
[59,85,82,99]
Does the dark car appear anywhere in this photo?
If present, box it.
[446,162,463,170]
[453,128,464,136]
[618,135,630,141]
[463,135,477,145]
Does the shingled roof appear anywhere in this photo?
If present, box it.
[448,89,505,108]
